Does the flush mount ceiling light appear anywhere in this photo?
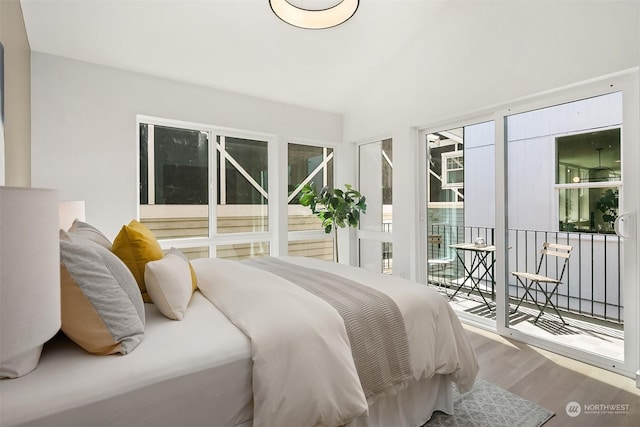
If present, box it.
[269,0,359,29]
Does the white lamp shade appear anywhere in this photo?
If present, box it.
[58,200,86,231]
[0,187,61,378]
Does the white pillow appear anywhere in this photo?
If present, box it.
[144,254,193,320]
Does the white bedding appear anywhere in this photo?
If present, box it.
[0,292,254,427]
[1,256,477,427]
[193,256,479,427]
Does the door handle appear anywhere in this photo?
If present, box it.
[614,212,633,239]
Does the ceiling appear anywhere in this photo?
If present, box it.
[20,0,441,114]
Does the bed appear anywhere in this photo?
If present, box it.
[0,256,478,427]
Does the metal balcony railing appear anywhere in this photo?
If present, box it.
[427,225,623,324]
[382,222,393,273]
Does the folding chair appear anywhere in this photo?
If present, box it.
[511,242,573,324]
[427,235,453,287]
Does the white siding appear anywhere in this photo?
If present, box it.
[506,92,623,232]
[464,121,495,229]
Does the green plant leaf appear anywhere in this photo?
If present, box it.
[357,197,367,212]
[299,193,312,206]
[349,210,359,226]
[296,183,367,241]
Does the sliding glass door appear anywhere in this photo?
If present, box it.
[420,71,639,379]
[423,121,496,324]
[498,74,639,378]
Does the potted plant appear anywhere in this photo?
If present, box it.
[595,188,618,233]
[299,183,367,261]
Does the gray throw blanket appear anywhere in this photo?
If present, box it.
[243,257,413,400]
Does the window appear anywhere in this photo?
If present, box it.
[556,128,621,233]
[139,123,210,240]
[427,129,464,206]
[139,119,271,259]
[358,139,393,273]
[287,143,335,260]
[441,151,464,189]
[359,139,393,232]
[424,121,495,288]
[287,143,334,230]
[217,135,269,234]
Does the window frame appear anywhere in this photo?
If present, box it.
[441,150,464,189]
[137,115,276,258]
[356,138,394,274]
[286,139,339,259]
[553,126,622,234]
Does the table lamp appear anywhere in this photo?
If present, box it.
[0,186,61,378]
[58,200,86,231]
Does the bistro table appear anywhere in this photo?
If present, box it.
[448,242,496,311]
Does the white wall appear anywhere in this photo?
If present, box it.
[343,0,639,280]
[31,53,343,240]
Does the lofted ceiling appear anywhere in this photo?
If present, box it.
[20,0,442,114]
[19,1,640,119]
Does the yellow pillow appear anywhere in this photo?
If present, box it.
[112,220,164,302]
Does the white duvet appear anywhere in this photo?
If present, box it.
[193,256,478,427]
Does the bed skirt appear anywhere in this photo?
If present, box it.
[236,374,454,427]
[349,374,453,427]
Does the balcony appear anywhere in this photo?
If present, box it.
[427,225,624,360]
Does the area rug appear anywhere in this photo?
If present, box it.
[424,378,554,427]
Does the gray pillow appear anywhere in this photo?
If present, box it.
[68,219,113,250]
[59,231,145,355]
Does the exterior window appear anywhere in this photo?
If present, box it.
[139,123,210,241]
[557,128,621,233]
[139,119,270,259]
[287,143,335,260]
[427,130,464,205]
[441,151,464,189]
[217,135,269,234]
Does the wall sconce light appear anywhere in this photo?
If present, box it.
[58,200,86,231]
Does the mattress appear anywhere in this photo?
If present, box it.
[1,273,460,427]
[0,291,254,427]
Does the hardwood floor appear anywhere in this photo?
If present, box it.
[463,323,640,427]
